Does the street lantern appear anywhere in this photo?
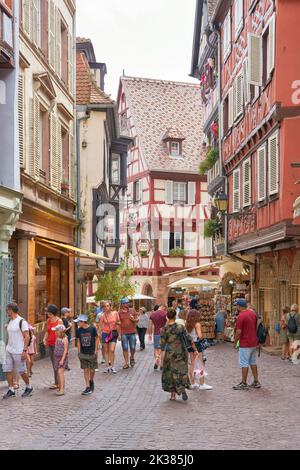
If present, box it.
[214,191,229,213]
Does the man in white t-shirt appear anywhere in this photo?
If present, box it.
[3,303,33,399]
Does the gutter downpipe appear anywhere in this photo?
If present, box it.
[75,108,90,315]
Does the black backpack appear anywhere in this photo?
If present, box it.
[287,314,298,334]
[257,319,267,345]
[19,319,32,347]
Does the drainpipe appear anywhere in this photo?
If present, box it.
[75,108,90,315]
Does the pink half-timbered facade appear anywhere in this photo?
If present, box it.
[118,77,212,303]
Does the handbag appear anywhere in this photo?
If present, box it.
[104,313,118,343]
[179,329,194,353]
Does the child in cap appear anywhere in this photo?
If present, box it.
[26,325,37,377]
[52,325,69,396]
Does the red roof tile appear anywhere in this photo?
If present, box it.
[76,51,114,106]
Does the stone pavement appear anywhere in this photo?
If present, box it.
[0,341,300,450]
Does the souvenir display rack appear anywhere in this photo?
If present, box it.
[198,291,216,339]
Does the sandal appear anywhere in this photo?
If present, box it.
[130,358,135,367]
[170,393,176,401]
[49,384,59,390]
[123,364,129,369]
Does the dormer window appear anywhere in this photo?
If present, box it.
[162,127,185,159]
[170,141,180,157]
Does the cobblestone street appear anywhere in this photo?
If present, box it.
[1,341,300,450]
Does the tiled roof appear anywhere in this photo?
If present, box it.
[121,77,204,173]
[76,51,114,106]
[162,127,186,141]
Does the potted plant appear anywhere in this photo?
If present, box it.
[199,148,219,175]
[204,219,220,238]
[61,179,69,194]
[140,250,148,258]
[170,248,185,258]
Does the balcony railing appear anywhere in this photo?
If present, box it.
[207,160,221,186]
[203,86,218,126]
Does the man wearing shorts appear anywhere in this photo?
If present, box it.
[75,314,99,396]
[3,303,33,399]
[149,305,167,370]
[119,299,138,369]
[233,299,261,390]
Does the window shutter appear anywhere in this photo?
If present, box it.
[22,0,31,37]
[268,14,276,78]
[224,11,231,62]
[234,72,244,119]
[243,59,250,105]
[161,231,170,256]
[68,33,74,95]
[220,100,224,139]
[55,8,61,77]
[30,94,40,180]
[174,232,182,249]
[243,158,251,207]
[32,0,40,45]
[48,0,55,69]
[69,124,76,200]
[234,0,243,38]
[138,179,143,204]
[268,131,279,195]
[18,76,25,169]
[165,181,173,205]
[57,121,62,193]
[188,182,196,206]
[233,168,240,212]
[228,87,234,128]
[248,33,262,86]
[50,113,59,190]
[257,144,267,201]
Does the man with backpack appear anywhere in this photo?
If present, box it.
[233,299,261,390]
[286,304,300,363]
[2,303,33,399]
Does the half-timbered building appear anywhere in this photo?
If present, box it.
[76,39,132,310]
[215,0,300,344]
[118,77,212,304]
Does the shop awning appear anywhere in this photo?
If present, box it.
[35,237,110,261]
[163,260,230,277]
[168,277,219,288]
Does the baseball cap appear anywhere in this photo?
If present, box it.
[120,298,129,305]
[61,307,71,315]
[234,299,247,308]
[47,304,58,315]
[51,324,66,332]
[73,314,88,323]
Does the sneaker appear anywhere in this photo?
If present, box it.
[95,368,99,372]
[3,390,16,399]
[249,381,262,389]
[182,390,188,401]
[292,360,300,365]
[89,381,95,392]
[21,387,33,398]
[154,358,159,370]
[191,384,200,390]
[233,382,249,390]
[103,367,110,373]
[110,367,117,374]
[199,383,213,391]
[81,387,92,396]
[101,359,106,364]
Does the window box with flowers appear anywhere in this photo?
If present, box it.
[170,248,185,258]
[61,180,70,196]
[199,148,219,175]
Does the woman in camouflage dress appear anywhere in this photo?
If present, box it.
[160,308,190,401]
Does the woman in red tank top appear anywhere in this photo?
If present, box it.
[43,304,63,389]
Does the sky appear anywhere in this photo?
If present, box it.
[76,0,198,100]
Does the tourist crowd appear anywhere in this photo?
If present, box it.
[2,297,300,401]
